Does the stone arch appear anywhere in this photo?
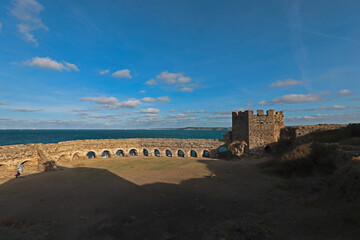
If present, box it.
[87,151,96,159]
[72,152,82,161]
[178,150,185,157]
[143,149,149,156]
[190,150,198,157]
[264,145,271,153]
[58,154,70,161]
[129,149,137,156]
[202,150,210,158]
[166,149,172,157]
[219,145,228,153]
[17,160,38,173]
[218,145,228,158]
[116,149,124,157]
[154,149,161,157]
[101,150,111,159]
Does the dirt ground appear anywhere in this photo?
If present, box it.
[0,156,358,240]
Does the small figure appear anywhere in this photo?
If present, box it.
[15,161,27,178]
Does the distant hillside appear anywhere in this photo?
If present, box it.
[148,127,231,131]
[181,127,231,131]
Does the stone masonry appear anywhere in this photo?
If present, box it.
[232,109,285,150]
[0,138,225,177]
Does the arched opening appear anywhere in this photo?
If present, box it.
[190,150,197,157]
[219,146,228,158]
[72,152,81,161]
[129,149,137,156]
[166,149,172,157]
[87,151,96,159]
[143,149,149,156]
[178,150,185,157]
[219,146,228,153]
[202,150,210,158]
[58,154,69,161]
[116,150,124,157]
[265,145,271,153]
[101,150,111,159]
[154,149,160,157]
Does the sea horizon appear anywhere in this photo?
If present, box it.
[0,129,229,146]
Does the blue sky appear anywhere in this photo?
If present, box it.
[0,0,359,129]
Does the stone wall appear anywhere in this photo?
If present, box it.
[232,109,284,150]
[280,124,346,140]
[0,138,225,177]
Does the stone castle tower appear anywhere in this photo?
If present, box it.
[231,109,284,150]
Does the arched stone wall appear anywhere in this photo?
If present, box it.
[0,138,225,170]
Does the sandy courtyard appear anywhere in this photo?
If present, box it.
[0,156,358,239]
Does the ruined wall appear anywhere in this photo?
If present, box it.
[280,124,346,140]
[232,109,284,149]
[0,138,225,177]
[232,111,250,143]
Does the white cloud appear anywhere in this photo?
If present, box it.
[139,90,146,93]
[112,69,131,79]
[338,89,353,96]
[330,105,347,110]
[214,109,243,115]
[179,87,193,92]
[157,96,171,102]
[167,113,194,118]
[63,61,79,71]
[157,71,191,84]
[80,96,141,109]
[90,114,124,119]
[286,113,360,124]
[258,94,325,105]
[141,97,156,103]
[135,108,160,114]
[14,108,42,112]
[169,109,176,112]
[10,0,48,46]
[180,109,207,114]
[147,71,192,86]
[145,79,157,86]
[269,78,305,87]
[309,105,347,111]
[18,24,36,43]
[177,76,191,83]
[25,57,79,71]
[258,101,267,105]
[206,116,231,119]
[141,96,170,103]
[286,105,348,112]
[99,69,109,75]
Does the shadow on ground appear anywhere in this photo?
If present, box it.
[0,159,358,240]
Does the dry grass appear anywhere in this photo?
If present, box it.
[261,142,338,177]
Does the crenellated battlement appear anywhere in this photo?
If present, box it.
[232,109,284,117]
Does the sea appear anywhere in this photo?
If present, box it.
[0,129,228,146]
